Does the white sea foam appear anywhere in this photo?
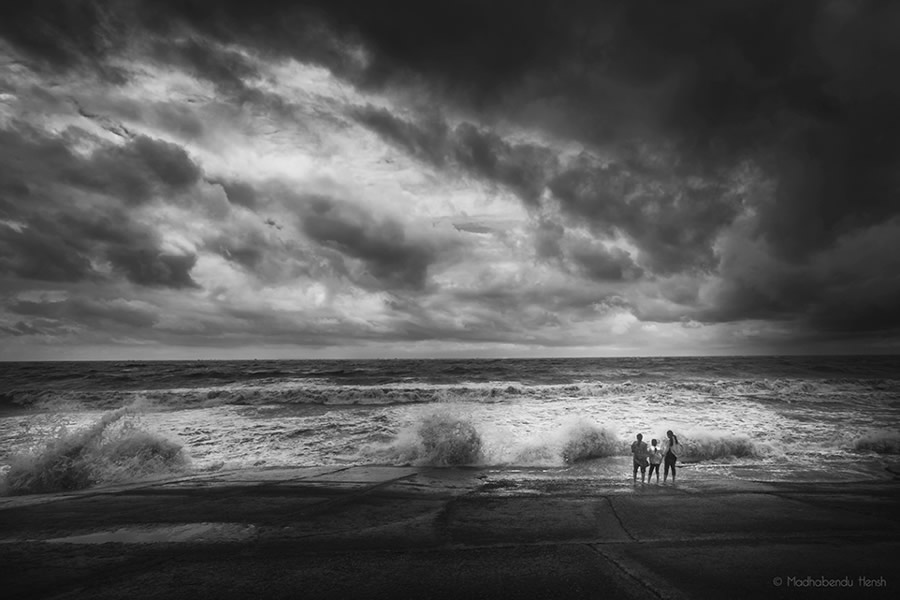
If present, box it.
[1,405,187,496]
[365,409,483,466]
[852,430,900,454]
[2,358,898,487]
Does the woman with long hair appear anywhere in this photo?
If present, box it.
[663,430,680,482]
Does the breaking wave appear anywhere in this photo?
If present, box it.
[677,432,773,461]
[367,410,483,466]
[1,406,188,496]
[559,420,624,463]
[852,430,900,454]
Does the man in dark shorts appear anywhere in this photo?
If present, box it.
[631,433,649,483]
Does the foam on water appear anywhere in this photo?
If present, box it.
[0,405,187,496]
[365,409,484,466]
[558,420,622,463]
[676,432,774,461]
[2,357,898,491]
[852,430,900,454]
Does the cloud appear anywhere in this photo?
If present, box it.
[106,247,199,289]
[10,297,159,330]
[533,217,642,282]
[214,180,258,209]
[1,0,897,355]
[0,124,203,288]
[0,124,201,205]
[297,194,439,291]
[702,216,900,336]
[355,107,741,277]
[354,106,558,203]
[0,219,95,282]
[0,0,130,81]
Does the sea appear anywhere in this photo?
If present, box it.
[1,356,899,495]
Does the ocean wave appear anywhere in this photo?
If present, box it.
[852,430,900,454]
[559,421,624,463]
[676,432,774,461]
[366,410,483,466]
[6,376,898,413]
[0,405,187,496]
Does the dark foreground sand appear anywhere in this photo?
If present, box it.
[1,467,897,599]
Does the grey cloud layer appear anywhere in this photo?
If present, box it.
[0,125,203,288]
[2,0,898,351]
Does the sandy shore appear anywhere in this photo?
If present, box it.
[1,466,897,599]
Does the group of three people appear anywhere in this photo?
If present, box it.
[631,430,680,483]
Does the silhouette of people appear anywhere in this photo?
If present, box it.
[631,433,649,483]
[664,430,680,482]
[648,438,662,483]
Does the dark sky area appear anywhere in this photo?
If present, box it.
[0,0,898,359]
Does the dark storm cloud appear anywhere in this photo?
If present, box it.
[354,107,449,166]
[7,1,893,252]
[10,297,159,330]
[213,180,258,209]
[327,0,898,337]
[146,37,296,115]
[533,218,642,283]
[354,106,557,204]
[0,205,201,289]
[0,0,130,81]
[3,0,898,346]
[0,126,202,288]
[569,243,642,283]
[205,224,272,271]
[0,125,201,205]
[0,321,43,337]
[64,210,201,289]
[548,158,740,275]
[354,105,739,276]
[106,247,199,289]
[297,194,437,290]
[0,220,95,282]
[68,134,202,203]
[317,6,895,242]
[149,37,260,97]
[694,218,900,337]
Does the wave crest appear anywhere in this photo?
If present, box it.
[853,431,900,454]
[367,410,483,466]
[1,406,187,495]
[679,433,770,460]
[560,421,623,463]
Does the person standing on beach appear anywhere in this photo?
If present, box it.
[663,430,680,482]
[648,439,662,483]
[631,433,649,483]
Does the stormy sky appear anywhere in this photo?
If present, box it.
[1,0,898,360]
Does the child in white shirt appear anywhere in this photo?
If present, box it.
[648,439,663,483]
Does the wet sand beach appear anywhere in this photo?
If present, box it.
[1,467,898,599]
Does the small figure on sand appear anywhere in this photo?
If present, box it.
[663,430,681,483]
[648,439,662,483]
[631,433,649,483]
